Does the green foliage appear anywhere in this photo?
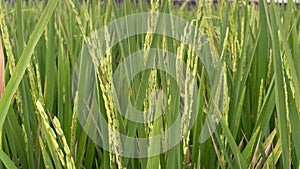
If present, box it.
[0,0,299,168]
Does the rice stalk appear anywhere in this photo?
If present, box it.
[94,26,124,169]
[70,92,78,158]
[36,100,64,169]
[0,8,16,75]
[0,4,23,124]
[0,35,4,98]
[0,36,5,155]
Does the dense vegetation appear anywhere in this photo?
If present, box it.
[0,0,299,168]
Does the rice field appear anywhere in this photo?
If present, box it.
[0,0,299,168]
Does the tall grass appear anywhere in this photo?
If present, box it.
[0,0,299,168]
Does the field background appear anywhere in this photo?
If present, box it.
[0,0,300,168]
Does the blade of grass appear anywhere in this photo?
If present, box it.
[265,1,291,167]
[274,6,300,111]
[242,126,261,164]
[146,96,163,169]
[15,1,37,168]
[219,117,247,168]
[0,0,58,130]
[44,15,57,113]
[5,107,29,169]
[0,35,4,98]
[0,149,17,169]
[262,140,282,169]
[191,69,205,164]
[253,76,275,134]
[286,77,300,164]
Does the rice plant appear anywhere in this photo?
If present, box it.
[0,0,299,168]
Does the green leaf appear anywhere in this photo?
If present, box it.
[0,0,59,130]
[0,149,18,169]
[264,1,291,167]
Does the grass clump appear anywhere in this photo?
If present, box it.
[0,0,299,168]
